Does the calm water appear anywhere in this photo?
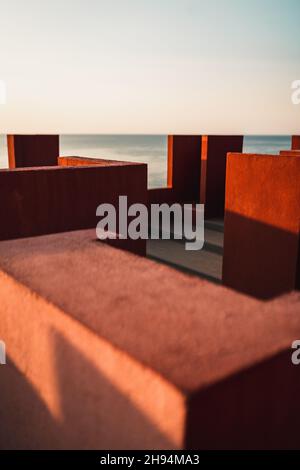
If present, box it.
[0,135,291,188]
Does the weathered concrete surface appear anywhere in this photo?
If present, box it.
[223,153,300,299]
[0,163,147,255]
[7,135,59,168]
[292,136,300,150]
[0,229,300,449]
[0,267,184,450]
[200,136,244,218]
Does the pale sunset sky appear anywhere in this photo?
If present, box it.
[0,0,299,134]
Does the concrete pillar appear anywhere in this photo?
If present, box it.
[167,135,202,203]
[222,153,300,299]
[292,136,300,150]
[200,136,244,219]
[149,135,244,211]
[149,135,202,206]
[7,135,59,168]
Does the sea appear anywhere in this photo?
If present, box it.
[0,135,291,188]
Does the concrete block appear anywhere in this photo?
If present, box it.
[167,135,202,203]
[148,135,243,213]
[0,230,300,449]
[200,136,244,218]
[148,136,202,205]
[222,153,300,298]
[7,135,59,168]
[0,162,147,255]
[292,136,300,150]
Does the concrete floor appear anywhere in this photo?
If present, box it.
[147,219,224,283]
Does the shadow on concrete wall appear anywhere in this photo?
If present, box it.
[222,211,300,299]
[0,329,175,449]
[0,355,59,449]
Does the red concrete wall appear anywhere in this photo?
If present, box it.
[1,230,300,449]
[0,163,147,255]
[280,150,300,157]
[222,153,300,299]
[292,136,300,150]
[167,135,202,203]
[147,136,202,205]
[58,152,194,208]
[186,348,300,449]
[58,156,127,167]
[148,187,175,205]
[200,136,244,218]
[7,135,59,168]
[149,135,244,216]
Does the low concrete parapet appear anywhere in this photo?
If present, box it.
[0,161,147,255]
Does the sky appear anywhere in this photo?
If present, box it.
[0,0,299,134]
